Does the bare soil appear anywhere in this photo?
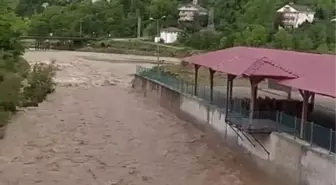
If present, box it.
[0,51,281,185]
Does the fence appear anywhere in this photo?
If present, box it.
[136,66,335,153]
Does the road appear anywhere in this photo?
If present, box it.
[0,51,282,185]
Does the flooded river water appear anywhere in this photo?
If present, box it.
[0,51,282,185]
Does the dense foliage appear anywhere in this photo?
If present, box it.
[181,0,336,53]
[0,5,56,127]
[17,0,336,53]
[21,0,180,38]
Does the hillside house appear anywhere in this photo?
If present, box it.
[178,0,207,22]
[276,3,315,28]
[158,27,182,44]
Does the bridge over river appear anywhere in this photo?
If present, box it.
[20,35,97,50]
[0,51,286,185]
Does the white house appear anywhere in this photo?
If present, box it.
[155,27,182,44]
[178,0,207,22]
[276,3,315,28]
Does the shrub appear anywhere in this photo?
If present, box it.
[0,72,22,112]
[21,62,56,107]
[15,57,30,78]
[0,109,11,127]
[0,56,29,113]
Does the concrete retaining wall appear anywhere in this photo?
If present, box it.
[133,74,336,185]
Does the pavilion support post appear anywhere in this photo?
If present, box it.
[249,77,263,126]
[287,90,292,100]
[225,74,235,121]
[209,69,215,103]
[299,90,312,138]
[310,93,315,112]
[194,64,200,96]
[229,75,235,112]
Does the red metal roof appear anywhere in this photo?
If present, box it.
[183,47,336,98]
[241,58,298,78]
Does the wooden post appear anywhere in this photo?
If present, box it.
[310,93,315,112]
[249,77,263,126]
[229,76,235,112]
[225,74,235,121]
[287,91,292,99]
[209,69,215,103]
[194,64,200,96]
[225,76,230,121]
[299,90,312,138]
[329,129,333,153]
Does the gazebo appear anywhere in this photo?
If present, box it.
[183,46,336,137]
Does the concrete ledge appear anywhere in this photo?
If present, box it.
[133,74,336,185]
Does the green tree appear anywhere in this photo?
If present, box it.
[298,36,314,51]
[0,8,26,56]
[235,25,268,47]
[316,43,329,53]
[273,29,293,49]
[19,0,336,53]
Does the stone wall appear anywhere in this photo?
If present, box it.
[132,74,336,185]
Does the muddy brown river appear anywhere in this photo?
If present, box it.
[0,51,281,185]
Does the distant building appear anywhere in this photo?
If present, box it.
[276,2,315,28]
[178,0,207,22]
[154,27,182,44]
[331,16,336,22]
[41,2,49,8]
[91,0,110,3]
[160,27,182,44]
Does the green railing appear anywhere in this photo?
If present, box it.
[136,66,335,153]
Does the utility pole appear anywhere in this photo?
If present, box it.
[207,7,215,30]
[150,16,166,66]
[156,19,159,63]
[136,9,141,38]
[79,18,83,37]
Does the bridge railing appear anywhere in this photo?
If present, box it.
[20,35,97,40]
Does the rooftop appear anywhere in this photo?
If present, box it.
[161,27,183,33]
[178,3,208,14]
[289,3,313,12]
[277,3,314,13]
[183,47,336,98]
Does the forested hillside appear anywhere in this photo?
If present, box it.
[12,0,336,53]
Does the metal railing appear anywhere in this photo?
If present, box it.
[136,66,335,153]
